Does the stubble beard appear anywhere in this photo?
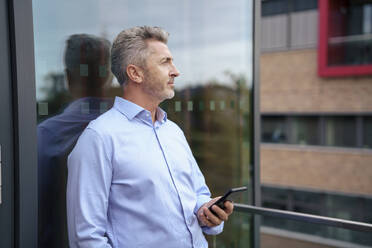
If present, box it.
[143,73,175,102]
[166,86,175,99]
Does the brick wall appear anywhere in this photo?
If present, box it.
[261,144,372,195]
[260,49,372,113]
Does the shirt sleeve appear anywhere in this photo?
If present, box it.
[189,150,224,235]
[66,128,113,248]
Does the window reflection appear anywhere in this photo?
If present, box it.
[33,0,253,247]
[37,34,113,247]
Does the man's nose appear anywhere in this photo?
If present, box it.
[170,64,180,78]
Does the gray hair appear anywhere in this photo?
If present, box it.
[111,26,169,86]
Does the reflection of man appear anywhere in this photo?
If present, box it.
[37,34,112,248]
[67,26,234,247]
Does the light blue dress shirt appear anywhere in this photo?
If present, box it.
[67,96,223,248]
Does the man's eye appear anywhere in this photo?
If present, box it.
[162,58,172,64]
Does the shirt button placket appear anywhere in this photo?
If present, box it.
[153,127,196,246]
[187,216,193,226]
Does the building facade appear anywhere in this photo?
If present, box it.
[260,0,372,247]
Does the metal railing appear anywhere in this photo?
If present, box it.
[329,33,372,44]
[235,203,372,233]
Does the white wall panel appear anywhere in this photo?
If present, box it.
[290,10,318,48]
[261,14,288,51]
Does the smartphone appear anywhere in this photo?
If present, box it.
[208,186,247,216]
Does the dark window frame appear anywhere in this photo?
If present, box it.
[7,1,38,247]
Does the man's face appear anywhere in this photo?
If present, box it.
[141,40,180,103]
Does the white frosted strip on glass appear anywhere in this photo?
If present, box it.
[100,102,108,113]
[81,102,90,114]
[38,102,48,116]
[99,65,107,78]
[210,101,215,111]
[220,101,225,110]
[175,101,181,112]
[80,64,89,77]
[187,101,193,111]
[199,101,204,111]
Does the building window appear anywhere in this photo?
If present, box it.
[318,0,372,77]
[325,116,357,147]
[261,0,318,52]
[261,116,288,143]
[261,114,372,149]
[262,185,372,246]
[363,117,372,148]
[290,117,319,145]
[261,115,321,146]
[293,0,318,12]
[262,0,318,17]
[262,0,289,17]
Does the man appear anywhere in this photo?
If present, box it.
[67,26,233,248]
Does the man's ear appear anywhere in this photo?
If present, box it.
[126,64,144,84]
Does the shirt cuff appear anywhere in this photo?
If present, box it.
[202,222,224,235]
[194,195,225,235]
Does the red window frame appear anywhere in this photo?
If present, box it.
[318,0,372,77]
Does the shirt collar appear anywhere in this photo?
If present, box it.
[113,96,168,123]
[156,107,167,123]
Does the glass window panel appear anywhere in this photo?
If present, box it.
[327,1,372,66]
[325,116,356,147]
[261,116,288,143]
[262,0,318,17]
[292,0,318,12]
[363,116,372,148]
[290,116,319,145]
[33,0,253,247]
[328,40,372,66]
[262,186,292,210]
[262,0,289,17]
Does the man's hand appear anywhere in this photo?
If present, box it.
[197,197,234,228]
